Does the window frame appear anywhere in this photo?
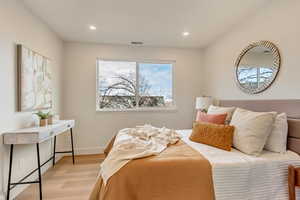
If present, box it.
[96,58,177,112]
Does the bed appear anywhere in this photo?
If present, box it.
[90,99,300,200]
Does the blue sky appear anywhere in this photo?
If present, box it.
[139,63,172,100]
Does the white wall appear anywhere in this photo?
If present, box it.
[0,0,63,199]
[203,1,300,100]
[4,0,300,199]
[62,43,203,154]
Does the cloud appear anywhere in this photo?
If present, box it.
[139,63,172,100]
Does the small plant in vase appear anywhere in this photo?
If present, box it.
[35,111,50,127]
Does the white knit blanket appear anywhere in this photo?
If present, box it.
[178,129,300,200]
[100,125,181,184]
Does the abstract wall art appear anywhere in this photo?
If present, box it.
[17,45,52,111]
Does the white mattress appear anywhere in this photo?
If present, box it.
[178,129,300,200]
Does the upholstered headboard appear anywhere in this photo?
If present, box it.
[219,99,300,154]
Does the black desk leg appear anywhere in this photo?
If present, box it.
[6,144,14,200]
[53,136,56,166]
[70,128,75,164]
[36,143,42,200]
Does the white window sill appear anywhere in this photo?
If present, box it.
[96,106,178,113]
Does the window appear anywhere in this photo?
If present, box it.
[237,66,274,89]
[96,59,174,111]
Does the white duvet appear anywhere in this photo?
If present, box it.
[178,129,300,200]
[100,125,181,184]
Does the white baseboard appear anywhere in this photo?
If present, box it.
[75,146,105,155]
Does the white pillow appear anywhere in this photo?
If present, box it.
[264,113,288,153]
[230,108,276,156]
[207,105,236,124]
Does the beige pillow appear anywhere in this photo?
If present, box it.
[190,122,235,151]
[230,108,276,156]
[264,113,288,153]
[207,105,236,124]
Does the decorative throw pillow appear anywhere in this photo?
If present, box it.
[264,113,288,153]
[189,122,235,151]
[196,111,227,125]
[207,105,236,124]
[230,108,276,156]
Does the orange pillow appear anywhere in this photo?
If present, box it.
[196,111,227,125]
[189,122,235,151]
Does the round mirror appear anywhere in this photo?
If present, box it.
[235,41,281,94]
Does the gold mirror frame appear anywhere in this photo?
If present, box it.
[234,41,281,94]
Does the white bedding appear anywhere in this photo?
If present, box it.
[178,129,300,200]
[100,125,181,184]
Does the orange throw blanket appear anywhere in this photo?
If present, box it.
[89,140,215,200]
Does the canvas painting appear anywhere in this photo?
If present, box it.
[17,45,52,111]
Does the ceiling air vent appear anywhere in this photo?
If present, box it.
[131,41,143,45]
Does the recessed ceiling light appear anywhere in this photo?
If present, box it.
[89,25,97,30]
[182,31,190,36]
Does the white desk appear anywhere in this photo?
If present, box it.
[3,120,75,144]
[3,120,76,200]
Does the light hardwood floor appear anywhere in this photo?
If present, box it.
[16,154,104,200]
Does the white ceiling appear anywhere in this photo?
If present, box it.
[22,0,270,48]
